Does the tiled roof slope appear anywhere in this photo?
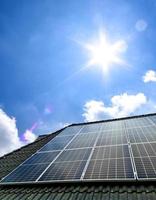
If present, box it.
[0,184,156,200]
[0,119,156,199]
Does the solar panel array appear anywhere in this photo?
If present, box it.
[1,114,156,184]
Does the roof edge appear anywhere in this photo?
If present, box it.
[69,112,156,126]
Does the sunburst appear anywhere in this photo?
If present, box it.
[83,32,127,74]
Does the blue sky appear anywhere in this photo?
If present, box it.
[0,0,156,154]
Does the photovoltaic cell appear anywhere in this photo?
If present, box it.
[96,132,127,146]
[124,117,153,129]
[55,148,91,162]
[134,157,156,178]
[84,144,134,180]
[1,164,48,183]
[66,133,97,149]
[39,135,73,152]
[23,151,60,165]
[91,145,130,159]
[132,142,156,179]
[58,126,82,136]
[149,115,156,125]
[99,129,126,137]
[127,126,156,143]
[84,158,134,180]
[79,123,101,134]
[39,161,87,181]
[101,120,125,131]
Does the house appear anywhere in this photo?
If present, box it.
[0,113,156,199]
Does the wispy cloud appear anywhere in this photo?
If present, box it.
[143,70,156,83]
[82,93,150,122]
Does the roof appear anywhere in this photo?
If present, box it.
[0,113,156,199]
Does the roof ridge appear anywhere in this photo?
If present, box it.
[70,112,156,126]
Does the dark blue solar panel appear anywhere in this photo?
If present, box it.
[23,151,60,165]
[91,145,130,159]
[79,123,102,134]
[84,158,134,180]
[127,126,156,143]
[1,164,48,183]
[134,157,156,179]
[55,148,91,162]
[39,161,87,181]
[66,133,97,149]
[39,135,73,152]
[58,126,82,136]
[84,144,134,180]
[96,133,127,146]
[132,142,156,179]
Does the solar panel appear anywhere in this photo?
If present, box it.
[79,123,101,134]
[124,117,153,128]
[39,135,73,152]
[55,148,92,162]
[91,145,130,159]
[23,151,60,165]
[131,142,156,179]
[1,114,156,184]
[149,115,156,125]
[134,157,156,178]
[39,161,87,181]
[66,133,97,149]
[100,120,125,131]
[84,158,134,180]
[96,132,127,146]
[127,126,156,143]
[38,148,92,182]
[1,164,48,183]
[84,144,134,180]
[58,125,82,136]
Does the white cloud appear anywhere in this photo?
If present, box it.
[83,93,148,122]
[23,130,37,143]
[0,109,22,157]
[135,19,148,32]
[82,100,106,122]
[0,108,37,157]
[143,70,156,83]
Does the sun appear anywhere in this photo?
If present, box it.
[83,32,127,74]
